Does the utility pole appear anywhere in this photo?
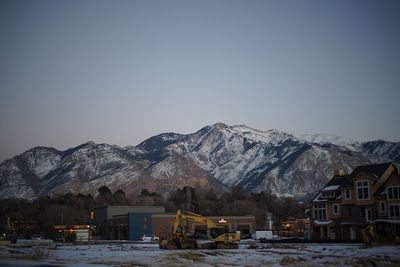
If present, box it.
[266,210,272,230]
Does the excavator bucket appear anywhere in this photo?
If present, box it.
[159,239,170,249]
[178,239,197,249]
[166,239,179,249]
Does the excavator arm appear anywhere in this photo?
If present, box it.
[160,209,240,249]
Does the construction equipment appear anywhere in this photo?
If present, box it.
[159,210,240,249]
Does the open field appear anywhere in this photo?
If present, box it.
[0,241,399,267]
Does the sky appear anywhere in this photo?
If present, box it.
[0,0,399,162]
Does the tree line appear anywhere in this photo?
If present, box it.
[0,186,309,237]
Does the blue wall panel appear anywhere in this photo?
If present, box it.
[128,212,152,240]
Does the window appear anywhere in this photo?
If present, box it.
[333,204,340,216]
[380,201,386,213]
[345,189,351,200]
[313,204,327,220]
[387,186,400,200]
[389,204,400,218]
[356,180,369,200]
[322,191,335,198]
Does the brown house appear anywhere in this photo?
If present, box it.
[311,162,399,241]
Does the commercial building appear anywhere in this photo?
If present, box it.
[280,218,312,239]
[54,225,91,242]
[92,205,256,240]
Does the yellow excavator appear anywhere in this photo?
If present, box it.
[159,210,240,249]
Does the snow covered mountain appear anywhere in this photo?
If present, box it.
[0,123,399,200]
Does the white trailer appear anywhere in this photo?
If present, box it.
[254,230,273,242]
[76,229,89,242]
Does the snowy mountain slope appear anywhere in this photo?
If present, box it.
[0,158,39,199]
[249,145,372,198]
[0,147,64,199]
[0,123,399,200]
[361,140,400,164]
[41,142,141,196]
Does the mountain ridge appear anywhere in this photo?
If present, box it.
[0,123,399,200]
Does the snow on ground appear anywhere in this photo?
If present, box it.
[1,241,399,267]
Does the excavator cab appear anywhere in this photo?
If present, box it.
[209,227,225,239]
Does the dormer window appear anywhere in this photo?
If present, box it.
[356,180,369,200]
[321,191,335,198]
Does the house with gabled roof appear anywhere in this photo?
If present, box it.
[311,162,399,241]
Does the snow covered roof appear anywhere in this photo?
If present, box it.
[372,219,400,224]
[340,221,363,225]
[313,220,333,226]
[322,185,339,191]
[311,193,327,203]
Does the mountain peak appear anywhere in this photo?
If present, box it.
[211,122,229,129]
[23,146,61,155]
[84,141,97,146]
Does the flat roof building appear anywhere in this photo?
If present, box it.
[92,206,165,240]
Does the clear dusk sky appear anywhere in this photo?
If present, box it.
[0,0,399,162]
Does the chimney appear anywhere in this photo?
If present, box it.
[334,168,345,176]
